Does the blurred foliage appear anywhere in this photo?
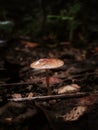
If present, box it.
[0,21,14,32]
[0,0,98,41]
[48,3,81,41]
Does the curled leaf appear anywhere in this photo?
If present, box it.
[58,84,80,94]
[63,106,87,121]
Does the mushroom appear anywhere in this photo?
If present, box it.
[30,58,64,95]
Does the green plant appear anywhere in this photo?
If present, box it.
[48,3,81,41]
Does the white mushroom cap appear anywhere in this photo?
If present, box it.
[30,58,64,69]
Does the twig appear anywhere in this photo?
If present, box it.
[8,92,91,102]
[0,81,34,88]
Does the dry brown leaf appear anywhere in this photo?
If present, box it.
[63,106,87,121]
[78,95,98,106]
[21,41,39,48]
[58,84,80,94]
[5,117,13,124]
[27,92,34,98]
[11,93,22,98]
[42,77,62,85]
[95,47,98,52]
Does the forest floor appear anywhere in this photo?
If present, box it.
[0,39,98,130]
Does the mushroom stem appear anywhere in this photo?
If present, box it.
[46,69,52,95]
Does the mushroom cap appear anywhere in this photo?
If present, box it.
[30,58,64,69]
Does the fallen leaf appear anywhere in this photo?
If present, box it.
[58,84,80,94]
[21,41,39,48]
[12,93,22,98]
[42,77,62,85]
[27,92,34,98]
[95,47,98,52]
[5,117,13,124]
[63,106,87,121]
[78,95,98,106]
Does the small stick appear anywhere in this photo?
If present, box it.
[8,92,91,102]
[0,81,34,88]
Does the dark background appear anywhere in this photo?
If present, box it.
[0,0,98,42]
